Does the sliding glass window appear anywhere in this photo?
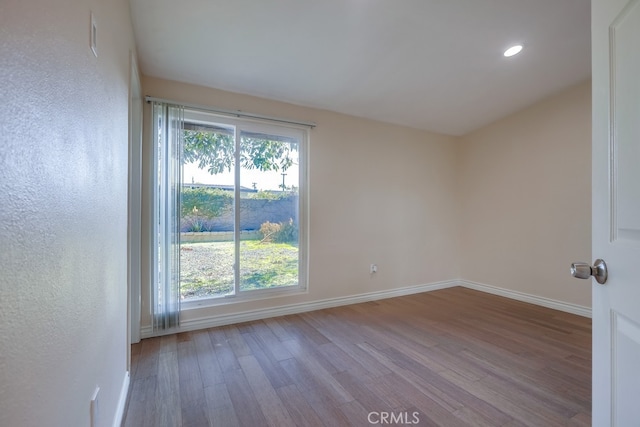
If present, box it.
[176,108,308,306]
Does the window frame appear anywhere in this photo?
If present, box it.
[179,109,310,310]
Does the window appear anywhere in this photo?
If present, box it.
[172,108,308,307]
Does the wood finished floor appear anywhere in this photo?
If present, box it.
[123,287,591,427]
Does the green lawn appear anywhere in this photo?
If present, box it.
[180,240,298,299]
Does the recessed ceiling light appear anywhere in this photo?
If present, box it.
[504,45,523,57]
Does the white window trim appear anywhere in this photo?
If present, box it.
[179,109,310,310]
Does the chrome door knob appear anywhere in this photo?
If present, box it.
[571,259,608,285]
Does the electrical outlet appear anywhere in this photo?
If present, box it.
[370,263,378,274]
[90,387,100,427]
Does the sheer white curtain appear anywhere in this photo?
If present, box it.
[152,102,183,331]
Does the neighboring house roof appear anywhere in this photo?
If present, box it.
[184,183,258,193]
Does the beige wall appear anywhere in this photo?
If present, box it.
[0,1,135,426]
[140,77,591,328]
[141,76,461,326]
[458,81,592,307]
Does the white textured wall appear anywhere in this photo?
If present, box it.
[0,1,135,426]
[458,81,592,307]
[141,76,461,327]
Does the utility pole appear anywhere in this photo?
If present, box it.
[280,173,287,191]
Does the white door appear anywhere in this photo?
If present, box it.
[591,0,640,425]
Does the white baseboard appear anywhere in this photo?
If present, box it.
[140,280,459,338]
[138,279,591,338]
[458,280,592,318]
[113,371,130,427]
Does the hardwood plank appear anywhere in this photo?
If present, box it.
[222,325,252,358]
[311,319,394,378]
[234,321,254,335]
[122,376,157,427]
[277,357,354,424]
[180,402,209,427]
[192,330,224,387]
[129,342,142,379]
[208,328,240,372]
[177,336,206,425]
[440,368,569,426]
[248,320,293,362]
[332,369,392,413]
[317,342,371,377]
[357,341,464,413]
[282,335,339,375]
[237,355,295,427]
[177,337,204,404]
[123,287,591,427]
[283,339,354,403]
[135,337,160,379]
[293,312,333,345]
[362,372,418,410]
[160,333,178,353]
[337,400,372,426]
[263,317,295,341]
[155,350,182,426]
[203,383,240,427]
[223,368,269,427]
[481,369,584,418]
[297,385,353,426]
[242,333,293,389]
[278,357,324,394]
[461,348,591,413]
[276,384,325,427]
[453,406,504,427]
[359,324,448,374]
[568,412,591,427]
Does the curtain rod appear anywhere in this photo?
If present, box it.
[145,96,316,128]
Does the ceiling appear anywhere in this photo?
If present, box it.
[129,0,591,136]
